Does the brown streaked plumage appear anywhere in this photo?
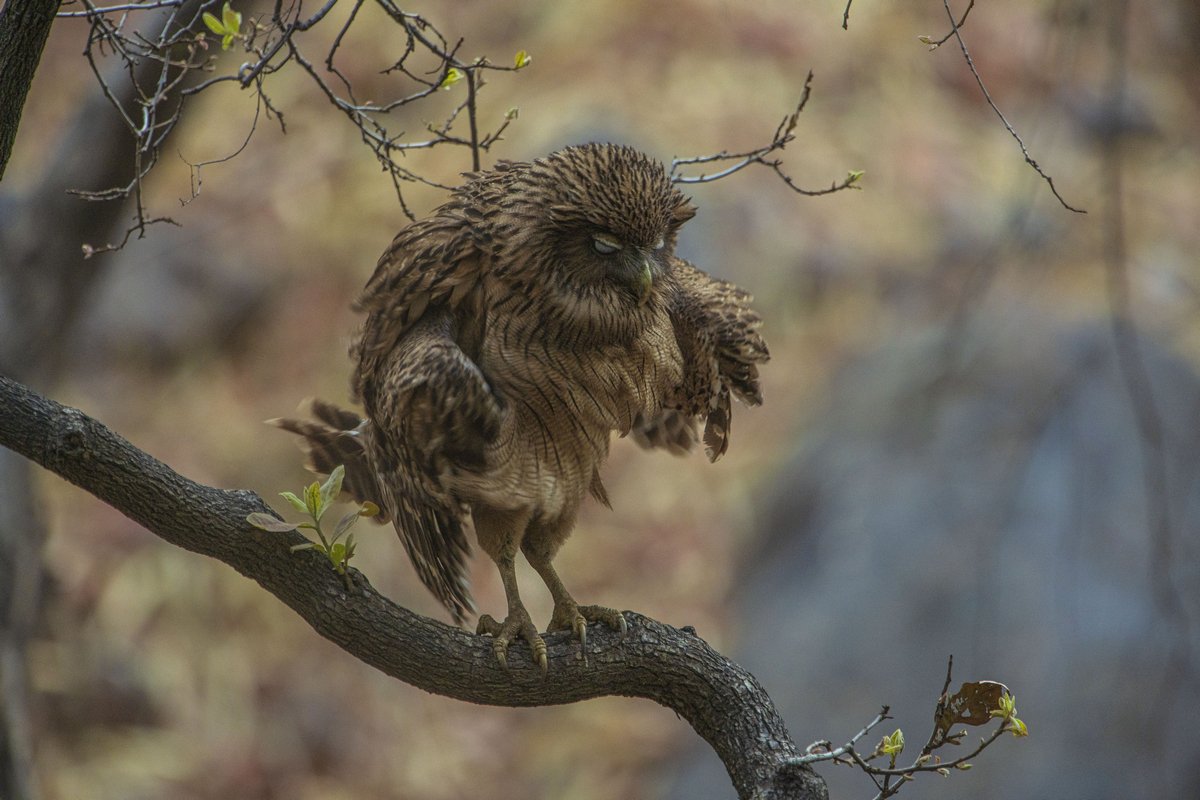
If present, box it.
[275,143,768,670]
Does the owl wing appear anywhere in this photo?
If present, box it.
[633,258,769,461]
[365,312,503,623]
[351,208,501,623]
[352,204,491,406]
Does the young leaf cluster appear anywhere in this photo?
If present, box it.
[202,2,242,51]
[798,660,1029,800]
[855,682,1028,798]
[246,465,379,576]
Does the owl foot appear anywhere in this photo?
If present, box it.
[548,601,627,653]
[476,607,548,673]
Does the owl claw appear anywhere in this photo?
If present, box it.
[549,602,626,656]
[476,609,547,673]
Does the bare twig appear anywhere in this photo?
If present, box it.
[795,706,892,765]
[936,0,1086,213]
[61,0,526,236]
[57,0,185,15]
[671,72,863,197]
[920,0,975,49]
[466,64,481,172]
[178,84,265,206]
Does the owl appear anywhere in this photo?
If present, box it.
[276,143,768,670]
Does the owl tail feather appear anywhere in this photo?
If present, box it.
[269,400,390,523]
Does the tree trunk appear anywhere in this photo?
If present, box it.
[0,0,59,181]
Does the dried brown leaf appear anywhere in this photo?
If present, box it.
[934,680,1009,739]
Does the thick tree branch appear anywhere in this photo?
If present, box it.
[0,375,826,800]
[0,0,58,181]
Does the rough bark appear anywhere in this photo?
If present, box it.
[0,375,826,800]
[0,0,58,181]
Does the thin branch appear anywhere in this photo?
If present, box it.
[62,1,526,237]
[671,72,862,196]
[77,214,181,258]
[56,0,186,18]
[68,0,212,250]
[323,0,366,96]
[795,706,892,765]
[920,0,974,49]
[937,0,1086,213]
[850,726,1006,780]
[178,85,265,206]
[466,63,481,171]
[823,657,1025,799]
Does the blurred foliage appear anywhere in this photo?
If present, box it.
[8,0,1200,798]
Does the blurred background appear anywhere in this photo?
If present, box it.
[2,0,1199,798]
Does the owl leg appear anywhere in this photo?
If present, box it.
[473,508,547,673]
[521,529,627,655]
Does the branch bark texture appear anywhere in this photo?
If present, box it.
[0,375,826,800]
[0,0,58,181]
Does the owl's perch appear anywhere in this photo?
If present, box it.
[0,375,826,800]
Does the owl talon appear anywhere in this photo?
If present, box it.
[549,601,626,650]
[476,609,547,673]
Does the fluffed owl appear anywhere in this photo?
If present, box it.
[276,143,768,670]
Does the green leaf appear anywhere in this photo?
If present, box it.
[514,50,532,69]
[320,465,345,512]
[221,2,242,33]
[331,508,360,541]
[304,480,323,519]
[359,501,381,518]
[290,542,317,552]
[246,512,300,532]
[329,542,346,565]
[880,728,905,757]
[990,691,1017,720]
[440,67,465,90]
[202,11,224,35]
[221,32,234,50]
[280,491,308,515]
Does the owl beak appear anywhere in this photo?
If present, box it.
[636,258,654,306]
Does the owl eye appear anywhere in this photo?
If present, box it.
[592,235,622,255]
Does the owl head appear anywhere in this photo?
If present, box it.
[505,143,697,310]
